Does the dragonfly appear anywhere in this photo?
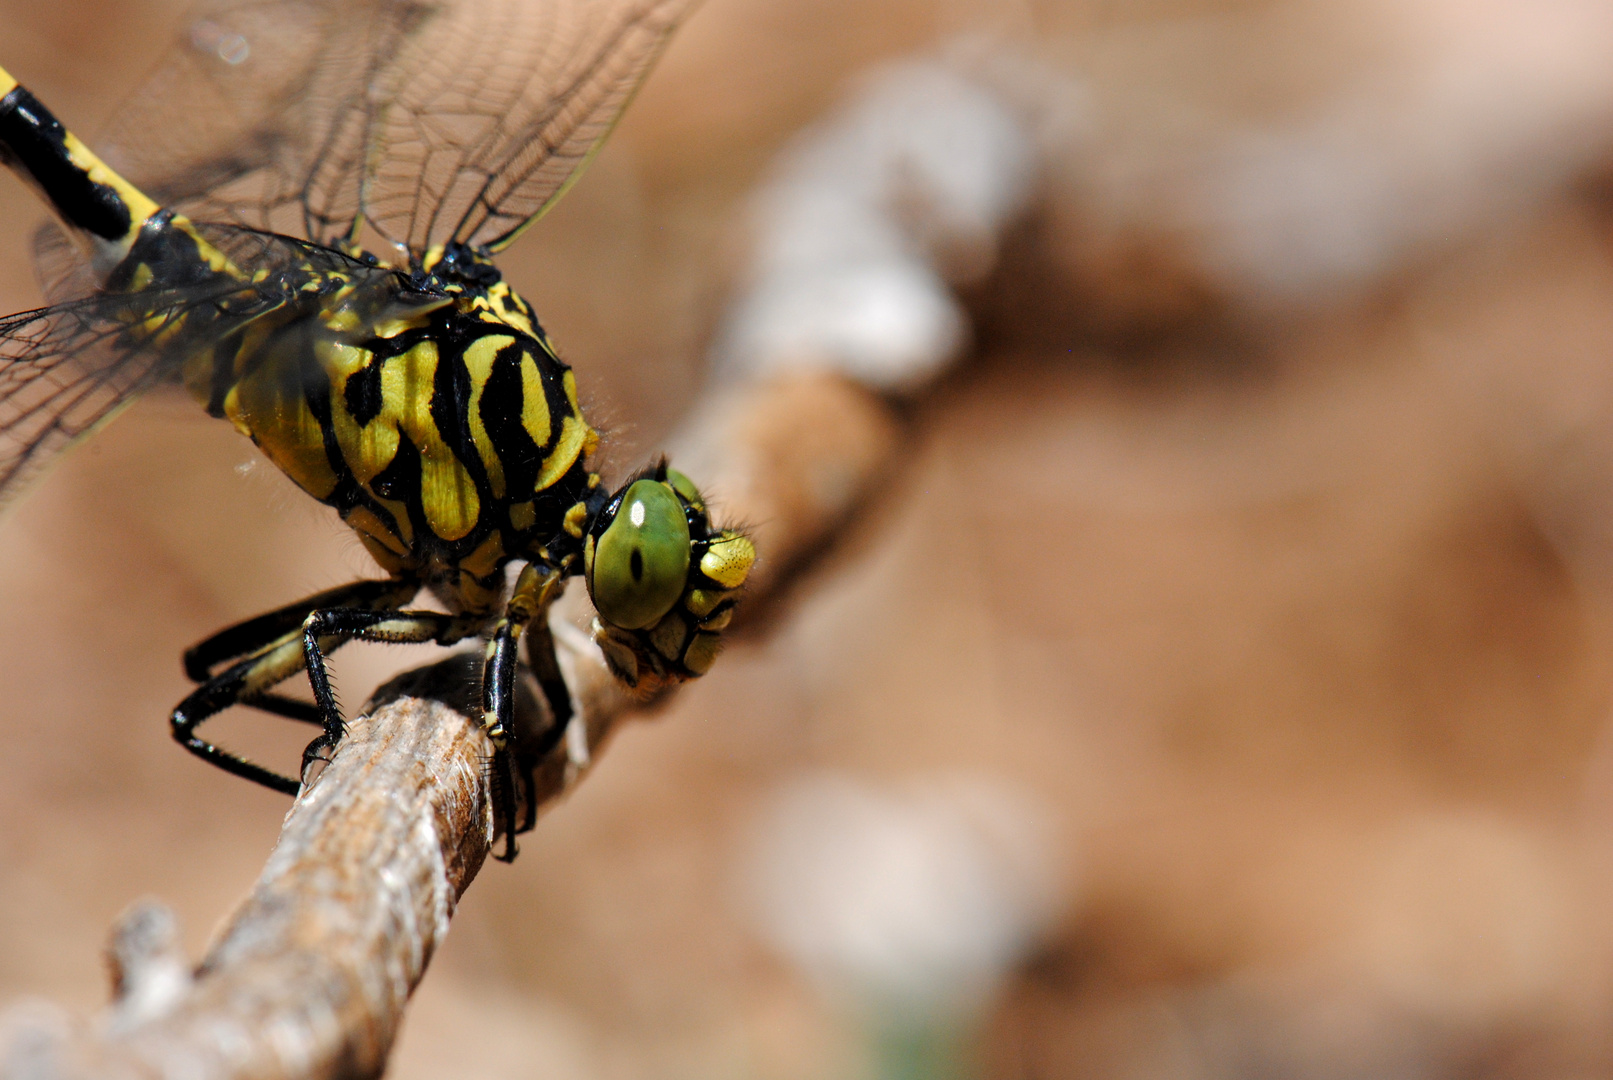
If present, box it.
[0,0,753,861]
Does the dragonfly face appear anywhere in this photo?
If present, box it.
[0,0,754,862]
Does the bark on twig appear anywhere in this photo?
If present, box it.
[95,692,493,1079]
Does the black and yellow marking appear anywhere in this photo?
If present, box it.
[0,65,161,274]
[0,29,754,865]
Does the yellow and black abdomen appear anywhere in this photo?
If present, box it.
[0,68,158,273]
[219,288,598,605]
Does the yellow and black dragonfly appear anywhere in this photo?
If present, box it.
[0,0,753,860]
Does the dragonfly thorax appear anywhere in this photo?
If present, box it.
[195,241,601,615]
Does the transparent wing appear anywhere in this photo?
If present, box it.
[32,221,101,306]
[0,296,185,507]
[365,0,694,252]
[0,224,407,508]
[98,0,695,257]
[97,0,428,245]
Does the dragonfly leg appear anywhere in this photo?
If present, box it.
[172,577,421,790]
[172,625,330,793]
[481,563,570,861]
[183,577,420,726]
[298,607,481,781]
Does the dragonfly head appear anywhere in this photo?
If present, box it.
[584,463,754,693]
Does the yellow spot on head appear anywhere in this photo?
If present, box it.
[509,501,536,532]
[683,588,721,618]
[700,533,755,590]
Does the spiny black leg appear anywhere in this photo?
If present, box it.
[483,627,542,853]
[482,588,530,863]
[172,627,316,793]
[184,578,417,682]
[173,585,423,791]
[176,580,418,782]
[300,607,479,784]
[500,617,576,841]
[481,563,568,860]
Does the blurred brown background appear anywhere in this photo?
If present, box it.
[7,0,1613,1077]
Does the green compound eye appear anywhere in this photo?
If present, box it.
[665,467,705,513]
[589,479,691,630]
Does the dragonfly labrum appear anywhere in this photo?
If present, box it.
[0,0,753,861]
